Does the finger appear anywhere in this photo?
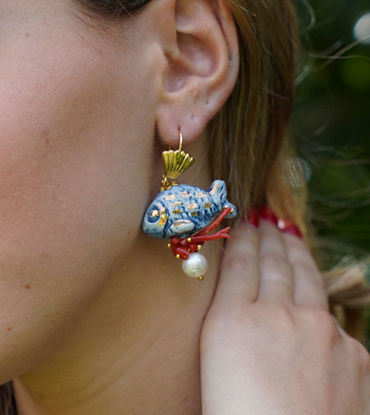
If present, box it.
[257,213,294,303]
[212,218,260,311]
[282,232,329,310]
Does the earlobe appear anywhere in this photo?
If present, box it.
[155,0,239,147]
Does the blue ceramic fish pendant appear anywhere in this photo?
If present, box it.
[142,180,237,238]
[141,128,237,280]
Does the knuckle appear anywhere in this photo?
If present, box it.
[358,345,370,370]
[349,338,370,369]
[294,259,317,274]
[302,308,341,340]
[261,252,291,276]
[223,252,256,273]
[271,277,294,296]
[269,303,296,329]
[294,260,323,283]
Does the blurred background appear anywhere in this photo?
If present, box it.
[291,1,369,346]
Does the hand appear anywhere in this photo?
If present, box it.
[200,207,370,415]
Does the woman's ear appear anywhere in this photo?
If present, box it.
[152,0,240,146]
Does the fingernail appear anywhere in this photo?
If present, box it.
[242,207,259,227]
[257,206,278,226]
[277,218,303,239]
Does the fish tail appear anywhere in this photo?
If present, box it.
[208,180,227,202]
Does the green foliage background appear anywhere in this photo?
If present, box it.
[292,1,369,346]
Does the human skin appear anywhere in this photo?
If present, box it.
[2,1,369,415]
[0,0,240,414]
[201,216,370,414]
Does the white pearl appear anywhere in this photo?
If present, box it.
[182,253,208,279]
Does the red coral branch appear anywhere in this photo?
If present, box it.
[169,207,232,260]
[197,207,232,236]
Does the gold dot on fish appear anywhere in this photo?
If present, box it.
[198,276,204,281]
[187,237,192,243]
[159,212,168,226]
[197,245,202,251]
[187,203,198,210]
[173,208,182,214]
[204,202,211,209]
[176,254,181,259]
[166,194,176,201]
[191,211,199,217]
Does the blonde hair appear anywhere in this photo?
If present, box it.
[210,0,370,340]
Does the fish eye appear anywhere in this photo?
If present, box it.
[147,208,160,223]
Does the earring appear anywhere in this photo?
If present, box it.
[141,128,237,281]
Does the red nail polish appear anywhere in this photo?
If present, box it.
[277,218,303,239]
[243,207,259,227]
[257,206,278,226]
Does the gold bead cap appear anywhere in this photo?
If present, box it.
[162,149,194,180]
[161,129,195,190]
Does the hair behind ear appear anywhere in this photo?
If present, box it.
[207,0,370,342]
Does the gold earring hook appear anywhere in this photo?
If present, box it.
[168,128,183,151]
[178,127,183,152]
[160,127,195,191]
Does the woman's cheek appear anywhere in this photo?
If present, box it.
[0,39,145,386]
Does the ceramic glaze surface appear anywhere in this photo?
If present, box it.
[142,180,237,238]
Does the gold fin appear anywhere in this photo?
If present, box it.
[160,129,195,191]
[162,149,194,180]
